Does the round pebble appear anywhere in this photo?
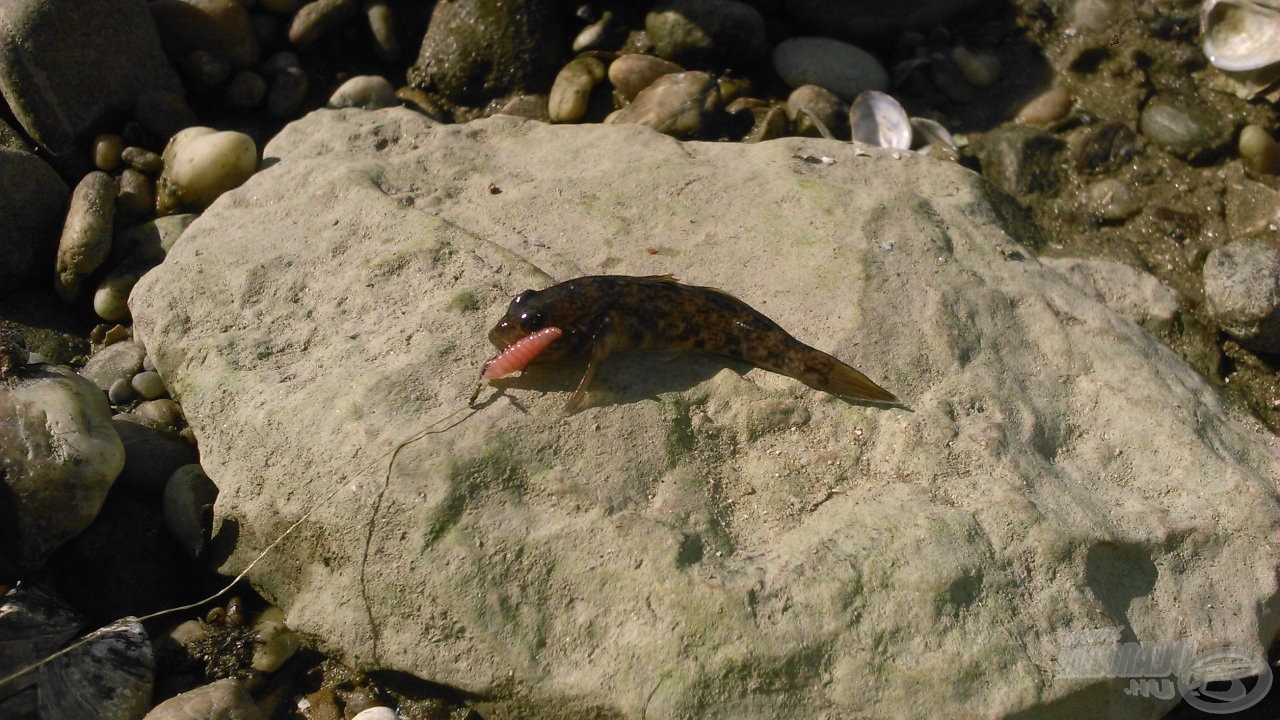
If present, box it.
[131,371,168,400]
[181,49,233,90]
[289,0,359,47]
[156,127,259,215]
[549,57,606,123]
[121,147,164,174]
[1203,240,1280,353]
[1083,178,1140,221]
[151,0,259,69]
[609,70,721,138]
[142,679,259,720]
[80,342,147,392]
[350,708,399,720]
[608,53,683,102]
[1139,90,1231,162]
[365,0,399,62]
[108,377,138,405]
[251,619,301,672]
[55,171,116,302]
[573,10,614,53]
[136,398,185,427]
[93,134,123,171]
[1012,84,1071,126]
[1239,124,1279,175]
[772,36,888,102]
[225,70,268,108]
[94,271,139,323]
[327,75,397,110]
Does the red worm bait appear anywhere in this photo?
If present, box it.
[481,326,565,380]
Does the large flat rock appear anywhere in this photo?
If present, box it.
[130,109,1280,719]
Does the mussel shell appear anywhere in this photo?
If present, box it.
[1201,0,1280,72]
[849,90,912,149]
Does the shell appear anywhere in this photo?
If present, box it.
[849,91,912,150]
[909,117,956,150]
[1201,0,1280,72]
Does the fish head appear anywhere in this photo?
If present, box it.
[488,288,555,348]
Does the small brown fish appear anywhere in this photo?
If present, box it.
[479,274,896,413]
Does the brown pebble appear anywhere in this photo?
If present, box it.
[93,134,123,171]
[117,169,156,224]
[121,146,164,174]
[1239,124,1279,175]
[1012,84,1071,126]
[289,0,358,47]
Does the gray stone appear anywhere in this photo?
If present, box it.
[645,0,767,68]
[0,148,69,293]
[163,464,218,558]
[772,37,888,102]
[0,0,187,161]
[0,366,123,568]
[112,415,200,492]
[141,678,261,720]
[132,371,168,400]
[80,341,147,393]
[288,0,358,47]
[38,617,153,720]
[364,0,399,62]
[1139,90,1233,164]
[116,168,156,226]
[224,71,267,109]
[407,0,562,106]
[610,70,721,138]
[54,172,116,302]
[150,0,258,69]
[0,584,85,700]
[130,109,1280,720]
[108,377,139,405]
[1203,239,1280,353]
[326,75,397,111]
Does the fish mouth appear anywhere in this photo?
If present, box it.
[488,321,526,349]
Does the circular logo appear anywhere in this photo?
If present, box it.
[1178,646,1273,714]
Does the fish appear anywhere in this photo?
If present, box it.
[477,274,897,414]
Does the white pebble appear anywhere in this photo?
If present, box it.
[156,127,258,214]
[327,75,397,110]
[351,708,399,720]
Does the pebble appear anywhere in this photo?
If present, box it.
[0,584,86,696]
[108,377,139,405]
[132,371,168,399]
[289,0,359,47]
[116,168,155,225]
[787,84,846,138]
[350,708,398,720]
[1083,177,1140,221]
[572,10,614,53]
[951,46,1000,87]
[157,127,259,215]
[112,414,200,491]
[141,678,262,720]
[364,0,400,62]
[772,36,888,102]
[1012,84,1072,126]
[1239,124,1279,175]
[93,134,123,171]
[301,689,343,720]
[150,0,259,69]
[1072,122,1139,175]
[645,0,767,68]
[1139,90,1232,163]
[610,71,721,138]
[495,94,551,122]
[163,464,219,559]
[608,53,684,102]
[327,75,397,110]
[549,57,607,123]
[181,50,233,90]
[252,618,302,672]
[136,399,185,428]
[976,125,1067,198]
[267,66,310,118]
[1203,240,1280,353]
[54,171,117,302]
[225,70,268,109]
[122,147,164,174]
[39,617,153,720]
[80,340,147,392]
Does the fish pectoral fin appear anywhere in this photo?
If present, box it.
[564,314,620,415]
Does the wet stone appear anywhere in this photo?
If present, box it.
[0,584,85,697]
[976,125,1068,198]
[163,464,218,559]
[1073,122,1140,175]
[122,147,164,175]
[1139,90,1233,163]
[113,415,199,491]
[93,134,123,172]
[38,617,154,720]
[327,75,397,110]
[132,371,168,400]
[80,341,147,392]
[108,377,139,405]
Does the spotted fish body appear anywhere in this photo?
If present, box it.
[484,274,896,413]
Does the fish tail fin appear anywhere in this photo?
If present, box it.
[820,359,898,403]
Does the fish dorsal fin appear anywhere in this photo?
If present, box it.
[637,273,679,283]
[637,274,743,302]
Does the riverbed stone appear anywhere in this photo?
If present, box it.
[0,148,69,293]
[130,108,1280,720]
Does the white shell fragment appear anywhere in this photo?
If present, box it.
[1201,0,1280,72]
[849,90,911,149]
[909,117,956,150]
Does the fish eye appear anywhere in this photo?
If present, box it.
[519,310,545,331]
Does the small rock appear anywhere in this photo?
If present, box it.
[1139,90,1233,163]
[327,75,397,110]
[225,71,268,109]
[108,377,139,405]
[121,147,164,175]
[117,168,156,225]
[267,67,310,118]
[113,415,200,491]
[1239,124,1279,175]
[975,126,1067,198]
[1012,84,1072,126]
[1082,178,1140,221]
[364,0,399,62]
[131,371,168,400]
[141,678,261,720]
[289,0,359,47]
[0,366,123,568]
[136,399,185,428]
[1072,122,1139,175]
[157,127,259,215]
[495,94,551,122]
[80,341,147,392]
[772,36,888,102]
[0,584,86,697]
[787,85,847,138]
[573,10,615,53]
[38,617,153,720]
[549,57,607,123]
[645,0,767,68]
[350,708,398,720]
[0,148,69,291]
[1203,240,1280,353]
[608,53,684,102]
[301,689,343,720]
[163,464,218,559]
[54,171,116,302]
[610,71,721,138]
[251,618,301,672]
[93,134,123,172]
[150,0,259,69]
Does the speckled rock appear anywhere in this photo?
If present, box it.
[0,365,123,567]
[141,678,261,720]
[0,0,187,162]
[609,70,721,138]
[407,0,562,106]
[0,148,69,292]
[772,37,888,102]
[130,109,1280,720]
[1203,240,1280,353]
[607,53,683,102]
[150,0,259,69]
[1042,257,1180,334]
[645,0,767,68]
[54,172,117,302]
[0,584,85,700]
[38,617,153,720]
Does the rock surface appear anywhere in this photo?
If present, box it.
[131,109,1280,720]
[38,617,154,720]
[0,148,69,292]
